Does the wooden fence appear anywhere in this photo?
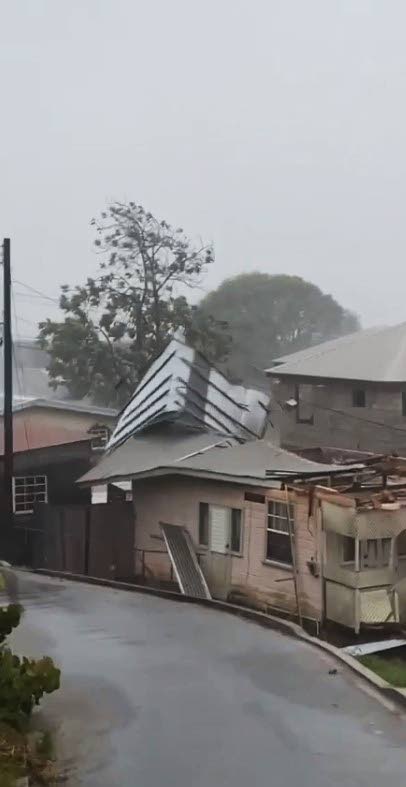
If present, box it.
[15,502,134,581]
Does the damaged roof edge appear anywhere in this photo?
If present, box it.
[77,461,364,489]
[78,465,292,489]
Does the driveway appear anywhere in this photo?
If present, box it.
[8,572,406,786]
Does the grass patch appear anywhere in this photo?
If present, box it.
[0,722,58,786]
[359,654,406,687]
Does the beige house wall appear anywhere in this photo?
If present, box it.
[132,476,322,621]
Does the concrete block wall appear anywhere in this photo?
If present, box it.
[270,378,406,454]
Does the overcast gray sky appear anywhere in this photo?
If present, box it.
[1,0,406,336]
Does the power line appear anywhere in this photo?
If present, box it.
[275,397,406,436]
[12,279,60,305]
[12,315,38,328]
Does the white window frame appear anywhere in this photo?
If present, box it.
[13,475,48,515]
[266,500,295,565]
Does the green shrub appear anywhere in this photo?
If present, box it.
[0,604,23,643]
[0,650,60,728]
[0,602,60,730]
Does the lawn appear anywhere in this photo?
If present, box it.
[359,654,406,687]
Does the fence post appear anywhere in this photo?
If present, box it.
[84,507,91,576]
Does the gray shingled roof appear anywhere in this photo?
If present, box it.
[265,324,406,383]
[78,427,363,487]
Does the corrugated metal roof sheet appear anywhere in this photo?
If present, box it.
[265,323,406,382]
[80,429,236,484]
[7,398,116,417]
[1,340,117,417]
[79,427,362,486]
[2,339,69,401]
[107,332,270,451]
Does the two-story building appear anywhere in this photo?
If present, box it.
[266,322,406,455]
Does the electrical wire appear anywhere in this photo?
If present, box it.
[12,315,38,328]
[275,397,406,437]
[12,279,59,305]
[11,280,406,440]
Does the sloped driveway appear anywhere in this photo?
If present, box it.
[9,572,406,786]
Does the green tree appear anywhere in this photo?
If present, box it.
[197,273,360,385]
[39,203,230,407]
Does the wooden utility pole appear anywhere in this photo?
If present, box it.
[3,238,13,529]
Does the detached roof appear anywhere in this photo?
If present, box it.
[266,323,406,383]
[107,331,269,452]
[79,427,363,487]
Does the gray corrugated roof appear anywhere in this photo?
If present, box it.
[78,427,362,487]
[3,339,70,400]
[265,324,406,382]
[79,429,236,484]
[8,397,116,417]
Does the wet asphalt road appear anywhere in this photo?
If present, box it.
[7,572,406,786]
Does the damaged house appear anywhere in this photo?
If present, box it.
[79,333,406,633]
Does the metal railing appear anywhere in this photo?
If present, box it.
[134,546,204,585]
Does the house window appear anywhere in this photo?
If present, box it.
[359,538,391,568]
[13,475,47,514]
[199,502,209,546]
[352,389,366,408]
[231,509,242,553]
[266,501,295,565]
[397,531,406,558]
[402,392,406,417]
[88,424,111,450]
[295,384,314,425]
[343,536,355,563]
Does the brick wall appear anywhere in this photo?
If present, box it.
[132,477,322,620]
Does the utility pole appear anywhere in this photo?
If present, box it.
[2,238,13,531]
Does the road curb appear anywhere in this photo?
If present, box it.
[31,567,406,711]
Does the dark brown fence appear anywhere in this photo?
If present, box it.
[15,502,134,581]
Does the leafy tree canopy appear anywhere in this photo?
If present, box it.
[38,203,230,407]
[197,273,360,386]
